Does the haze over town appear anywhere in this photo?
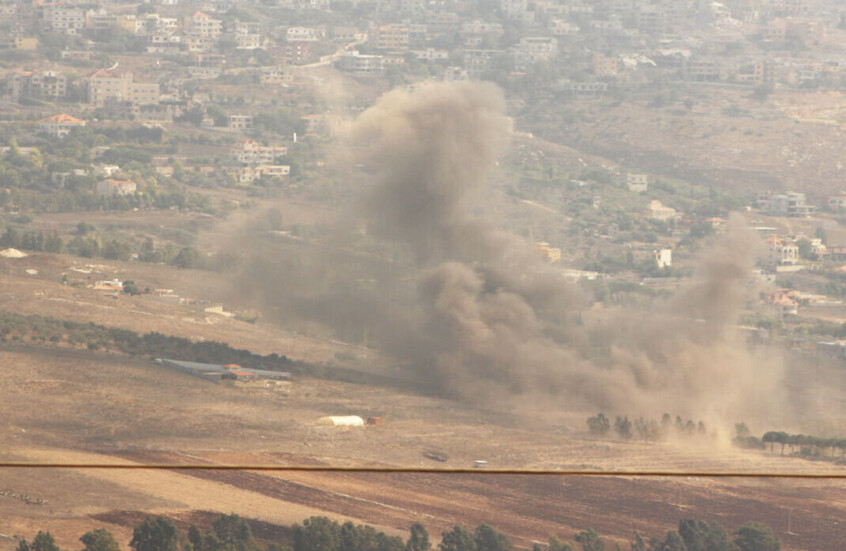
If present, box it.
[2,0,846,550]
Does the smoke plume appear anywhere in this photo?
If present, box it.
[236,81,781,425]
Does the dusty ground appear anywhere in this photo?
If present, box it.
[0,257,843,551]
[0,341,844,551]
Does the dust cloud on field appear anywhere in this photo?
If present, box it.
[231,81,785,429]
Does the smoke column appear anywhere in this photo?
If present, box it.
[239,81,781,424]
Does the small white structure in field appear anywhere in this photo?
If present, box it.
[317,415,365,427]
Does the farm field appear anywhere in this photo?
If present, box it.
[0,307,844,551]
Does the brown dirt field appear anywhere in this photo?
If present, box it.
[0,255,359,363]
[0,338,844,551]
[0,259,844,551]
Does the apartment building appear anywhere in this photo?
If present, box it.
[10,71,67,101]
[42,6,86,35]
[87,70,159,107]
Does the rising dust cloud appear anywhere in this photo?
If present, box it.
[237,81,783,427]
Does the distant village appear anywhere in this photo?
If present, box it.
[4,0,846,362]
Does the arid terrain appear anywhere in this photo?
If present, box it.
[0,251,844,551]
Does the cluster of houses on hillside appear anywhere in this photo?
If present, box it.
[3,0,845,112]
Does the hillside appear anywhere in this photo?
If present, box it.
[524,87,846,199]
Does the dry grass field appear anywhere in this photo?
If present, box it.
[0,253,843,551]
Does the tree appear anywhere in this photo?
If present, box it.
[293,517,340,551]
[816,225,828,245]
[751,83,774,102]
[123,281,141,296]
[549,535,574,551]
[796,239,815,261]
[172,247,202,269]
[658,532,686,551]
[631,534,646,551]
[188,526,205,551]
[376,534,404,551]
[81,529,120,551]
[678,519,736,551]
[587,413,610,436]
[32,532,59,551]
[212,513,255,551]
[733,523,779,551]
[406,524,431,551]
[614,416,632,440]
[439,527,477,551]
[574,530,605,551]
[474,525,511,551]
[130,516,179,551]
[104,239,132,261]
[340,522,368,551]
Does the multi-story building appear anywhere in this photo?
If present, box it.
[1,35,38,50]
[535,242,562,263]
[235,165,290,185]
[143,14,179,34]
[593,53,619,76]
[236,34,262,49]
[10,71,67,102]
[228,115,253,131]
[374,24,409,53]
[512,37,558,68]
[42,6,86,35]
[86,11,119,32]
[235,21,261,35]
[500,0,527,19]
[647,200,677,221]
[684,58,722,82]
[233,139,288,165]
[758,191,815,217]
[87,69,132,106]
[185,12,222,38]
[626,173,648,193]
[280,41,311,64]
[336,52,383,74]
[463,49,503,78]
[260,67,292,84]
[764,236,799,265]
[87,70,159,107]
[285,26,320,42]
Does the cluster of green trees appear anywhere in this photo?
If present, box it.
[586,413,708,441]
[761,431,846,460]
[0,312,299,373]
[17,514,781,551]
[0,220,235,270]
[732,423,846,460]
[626,518,779,551]
[0,226,65,253]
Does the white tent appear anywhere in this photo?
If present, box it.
[317,415,365,427]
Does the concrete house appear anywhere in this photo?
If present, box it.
[38,114,86,138]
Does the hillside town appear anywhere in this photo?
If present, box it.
[5,0,846,358]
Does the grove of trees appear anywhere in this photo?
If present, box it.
[17,515,781,551]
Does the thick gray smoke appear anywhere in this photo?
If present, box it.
[236,81,781,424]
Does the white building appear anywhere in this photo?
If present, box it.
[626,173,648,193]
[654,249,672,268]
